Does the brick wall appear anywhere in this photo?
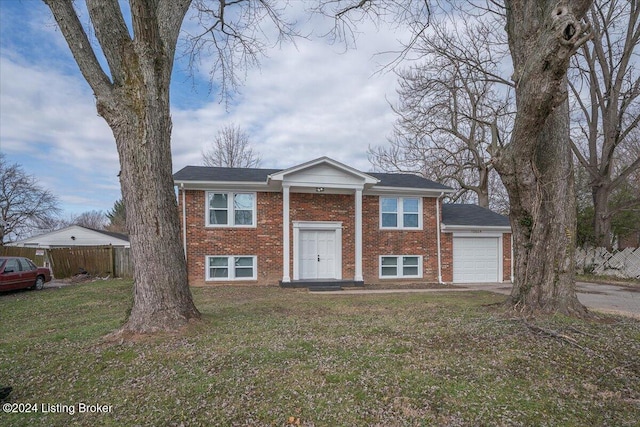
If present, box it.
[179,190,283,286]
[362,196,441,283]
[502,233,512,282]
[179,189,513,286]
[289,193,356,279]
[440,233,453,283]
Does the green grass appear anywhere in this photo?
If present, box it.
[1,280,639,426]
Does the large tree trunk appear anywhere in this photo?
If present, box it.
[104,87,200,334]
[500,101,586,315]
[495,0,593,316]
[101,3,200,334]
[44,0,200,334]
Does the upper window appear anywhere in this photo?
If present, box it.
[380,197,421,229]
[207,192,256,227]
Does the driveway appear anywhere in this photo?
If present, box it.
[453,282,640,319]
[315,281,640,319]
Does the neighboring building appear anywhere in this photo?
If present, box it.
[174,157,512,287]
[8,225,130,248]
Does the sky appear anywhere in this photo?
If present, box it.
[0,1,418,216]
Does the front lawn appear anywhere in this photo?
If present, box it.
[1,280,638,426]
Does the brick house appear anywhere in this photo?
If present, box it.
[174,157,512,288]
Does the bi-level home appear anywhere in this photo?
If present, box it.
[174,157,511,288]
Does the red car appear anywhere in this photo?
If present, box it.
[0,256,52,292]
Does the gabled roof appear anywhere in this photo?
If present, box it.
[174,158,453,192]
[8,225,130,247]
[442,204,511,228]
[267,157,379,185]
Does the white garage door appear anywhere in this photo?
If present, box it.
[453,237,500,283]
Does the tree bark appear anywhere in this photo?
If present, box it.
[495,0,593,316]
[592,183,612,248]
[44,0,200,334]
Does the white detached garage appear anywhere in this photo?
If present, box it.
[441,204,512,284]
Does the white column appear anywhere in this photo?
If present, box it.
[354,188,363,282]
[282,184,291,283]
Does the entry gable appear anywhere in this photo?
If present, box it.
[268,157,379,189]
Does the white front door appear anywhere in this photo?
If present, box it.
[300,230,336,279]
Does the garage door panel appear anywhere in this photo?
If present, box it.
[453,237,499,283]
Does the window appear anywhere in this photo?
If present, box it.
[18,258,36,271]
[3,259,20,273]
[380,197,421,229]
[206,256,257,281]
[379,256,422,279]
[207,192,256,227]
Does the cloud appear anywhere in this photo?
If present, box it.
[0,53,121,213]
[1,3,411,214]
[171,15,406,172]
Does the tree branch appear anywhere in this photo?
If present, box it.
[85,0,131,85]
[43,0,114,99]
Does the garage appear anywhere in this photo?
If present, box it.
[452,236,500,283]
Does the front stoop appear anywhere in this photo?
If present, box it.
[280,280,365,292]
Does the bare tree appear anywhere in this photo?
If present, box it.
[568,0,640,249]
[336,0,593,315]
[71,210,109,230]
[491,0,593,316]
[202,123,261,168]
[369,17,513,209]
[42,0,296,335]
[0,154,61,245]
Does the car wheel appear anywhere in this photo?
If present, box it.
[33,276,45,290]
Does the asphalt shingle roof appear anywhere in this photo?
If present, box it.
[173,166,279,182]
[368,172,451,190]
[442,204,510,227]
[173,166,452,190]
[91,228,129,242]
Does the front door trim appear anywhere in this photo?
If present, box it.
[293,221,342,281]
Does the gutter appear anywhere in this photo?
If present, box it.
[436,192,444,284]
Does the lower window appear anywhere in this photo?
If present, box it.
[206,256,257,281]
[379,255,422,279]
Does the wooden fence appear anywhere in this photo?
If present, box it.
[114,247,134,279]
[0,246,132,279]
[576,247,640,280]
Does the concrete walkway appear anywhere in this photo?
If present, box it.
[312,282,640,319]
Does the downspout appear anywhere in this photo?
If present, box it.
[181,183,187,261]
[436,192,444,284]
[510,233,514,282]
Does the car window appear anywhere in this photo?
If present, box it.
[19,258,36,271]
[3,259,19,273]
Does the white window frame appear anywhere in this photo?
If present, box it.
[379,197,423,230]
[206,255,257,281]
[379,255,423,279]
[206,192,257,228]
